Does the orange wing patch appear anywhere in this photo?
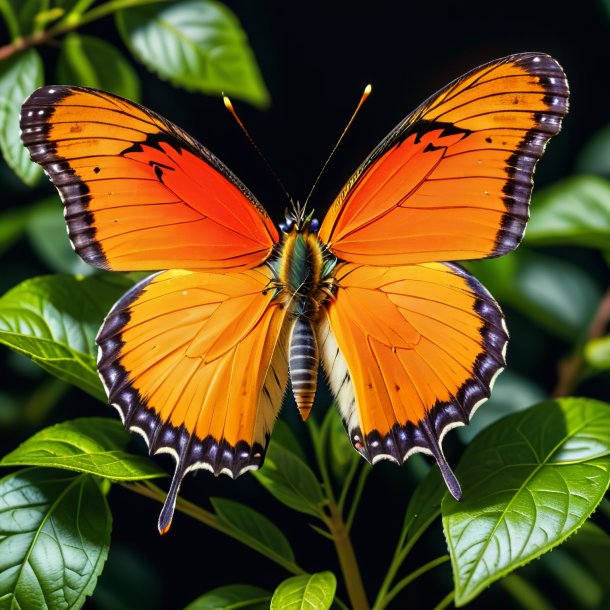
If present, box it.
[318,262,507,498]
[319,53,569,265]
[97,265,289,532]
[20,86,278,271]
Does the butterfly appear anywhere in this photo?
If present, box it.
[20,52,569,533]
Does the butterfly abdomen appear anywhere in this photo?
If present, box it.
[289,316,319,421]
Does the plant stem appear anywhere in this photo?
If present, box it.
[122,481,306,576]
[346,463,371,530]
[553,286,610,397]
[382,555,449,608]
[0,0,170,61]
[338,456,360,511]
[431,591,454,610]
[308,416,337,504]
[325,500,369,610]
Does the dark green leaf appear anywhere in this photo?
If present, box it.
[0,468,111,610]
[562,521,610,588]
[524,175,610,248]
[575,123,610,178]
[403,467,445,545]
[458,370,546,443]
[57,33,141,100]
[27,199,92,274]
[466,249,600,341]
[0,417,164,480]
[0,273,136,400]
[0,49,43,184]
[321,407,357,483]
[270,572,336,610]
[443,398,610,606]
[116,0,269,107]
[0,206,30,255]
[269,419,306,462]
[253,443,325,517]
[211,497,295,563]
[184,584,271,610]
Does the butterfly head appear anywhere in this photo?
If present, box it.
[279,203,320,235]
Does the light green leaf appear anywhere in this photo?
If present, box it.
[184,584,271,610]
[0,468,111,610]
[466,248,600,341]
[27,199,92,274]
[524,175,610,248]
[0,417,164,480]
[443,398,610,606]
[116,0,269,107]
[0,49,43,184]
[270,572,336,610]
[211,497,295,564]
[57,33,141,100]
[0,273,135,400]
[253,443,325,517]
[575,123,610,178]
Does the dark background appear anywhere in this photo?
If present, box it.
[3,1,610,608]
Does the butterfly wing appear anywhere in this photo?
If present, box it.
[20,86,278,271]
[318,262,507,498]
[319,53,568,264]
[97,266,289,532]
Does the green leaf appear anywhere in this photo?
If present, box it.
[184,584,271,610]
[585,335,610,370]
[0,49,43,184]
[524,175,610,248]
[0,273,135,400]
[443,398,610,606]
[321,407,357,483]
[0,206,30,255]
[0,417,164,480]
[27,199,92,274]
[270,572,336,610]
[253,443,325,517]
[575,123,610,178]
[211,497,295,563]
[466,248,600,342]
[269,419,307,463]
[562,521,610,587]
[0,468,111,610]
[458,370,546,443]
[57,33,141,100]
[116,0,269,107]
[403,467,446,545]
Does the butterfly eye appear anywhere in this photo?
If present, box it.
[279,218,294,233]
[310,218,320,233]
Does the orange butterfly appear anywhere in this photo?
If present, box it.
[20,53,569,533]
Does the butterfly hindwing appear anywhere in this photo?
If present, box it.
[317,261,508,497]
[319,53,569,265]
[20,86,279,272]
[97,266,289,532]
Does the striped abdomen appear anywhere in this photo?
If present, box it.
[289,317,319,420]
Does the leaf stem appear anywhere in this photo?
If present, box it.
[0,0,170,61]
[122,481,306,576]
[431,591,455,610]
[308,415,337,504]
[553,286,610,397]
[338,456,360,511]
[325,500,369,610]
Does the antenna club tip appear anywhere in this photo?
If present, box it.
[223,95,233,110]
[364,83,372,95]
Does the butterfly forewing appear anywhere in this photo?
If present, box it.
[20,86,278,272]
[319,53,569,265]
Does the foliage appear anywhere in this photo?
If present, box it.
[1,2,610,610]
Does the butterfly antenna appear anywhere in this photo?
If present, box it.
[223,95,293,205]
[303,83,372,209]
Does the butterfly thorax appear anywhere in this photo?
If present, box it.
[270,219,336,420]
